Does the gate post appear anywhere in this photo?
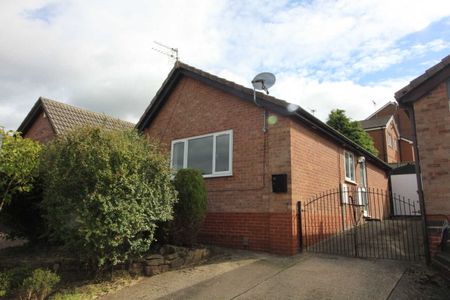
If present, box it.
[297,201,303,252]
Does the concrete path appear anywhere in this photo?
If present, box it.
[102,250,411,300]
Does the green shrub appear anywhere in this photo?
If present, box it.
[8,266,33,290]
[172,169,207,246]
[18,268,60,300]
[41,127,177,270]
[0,271,11,297]
[0,128,42,213]
[0,266,32,297]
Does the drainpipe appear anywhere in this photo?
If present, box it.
[382,129,387,162]
[407,104,430,264]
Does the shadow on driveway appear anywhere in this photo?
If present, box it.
[102,250,448,300]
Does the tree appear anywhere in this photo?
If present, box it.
[326,109,379,156]
[41,126,177,270]
[172,169,207,246]
[0,128,42,212]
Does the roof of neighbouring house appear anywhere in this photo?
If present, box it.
[359,115,393,130]
[395,54,450,104]
[137,61,391,171]
[18,97,135,135]
[365,102,397,120]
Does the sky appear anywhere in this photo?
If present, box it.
[1,0,450,130]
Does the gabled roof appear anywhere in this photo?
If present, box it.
[359,115,393,130]
[365,101,397,120]
[18,97,134,135]
[137,62,391,171]
[395,54,450,104]
[360,115,400,138]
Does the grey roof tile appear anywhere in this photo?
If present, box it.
[359,115,392,129]
[40,97,134,134]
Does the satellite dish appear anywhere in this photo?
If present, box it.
[251,72,276,95]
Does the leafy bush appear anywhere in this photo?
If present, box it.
[172,169,207,246]
[18,268,60,300]
[41,127,177,270]
[0,271,11,297]
[0,266,32,297]
[0,128,42,213]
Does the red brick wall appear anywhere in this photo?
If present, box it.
[412,81,450,254]
[369,103,413,140]
[22,111,55,143]
[386,122,400,163]
[290,120,389,248]
[144,76,295,254]
[367,129,386,162]
[370,103,397,118]
[414,81,450,216]
[399,139,415,162]
[396,107,413,140]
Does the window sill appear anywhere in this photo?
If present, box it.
[203,173,233,179]
[344,179,357,185]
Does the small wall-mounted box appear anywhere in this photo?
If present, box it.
[272,174,287,193]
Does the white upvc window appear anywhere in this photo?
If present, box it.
[387,133,393,148]
[170,130,233,178]
[344,151,355,182]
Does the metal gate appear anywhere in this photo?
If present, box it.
[299,186,424,261]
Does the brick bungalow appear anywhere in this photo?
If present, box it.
[137,62,391,255]
[395,54,450,257]
[360,102,415,164]
[18,97,134,142]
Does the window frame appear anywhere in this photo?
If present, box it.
[387,133,393,148]
[344,150,356,183]
[170,130,233,178]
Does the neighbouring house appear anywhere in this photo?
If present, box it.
[395,54,450,257]
[360,102,415,164]
[137,62,391,255]
[18,97,134,142]
[359,115,401,163]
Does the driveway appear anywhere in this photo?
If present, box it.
[102,250,448,300]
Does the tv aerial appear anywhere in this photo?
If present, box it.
[152,41,179,61]
[251,72,276,107]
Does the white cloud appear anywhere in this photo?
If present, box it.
[271,73,410,122]
[1,0,450,129]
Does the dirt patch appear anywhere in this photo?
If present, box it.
[388,264,450,300]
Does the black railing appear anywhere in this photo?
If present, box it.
[300,186,424,261]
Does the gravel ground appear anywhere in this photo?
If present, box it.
[388,264,450,300]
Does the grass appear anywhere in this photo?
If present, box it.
[50,270,140,300]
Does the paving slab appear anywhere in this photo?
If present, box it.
[235,255,406,300]
[102,251,409,300]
